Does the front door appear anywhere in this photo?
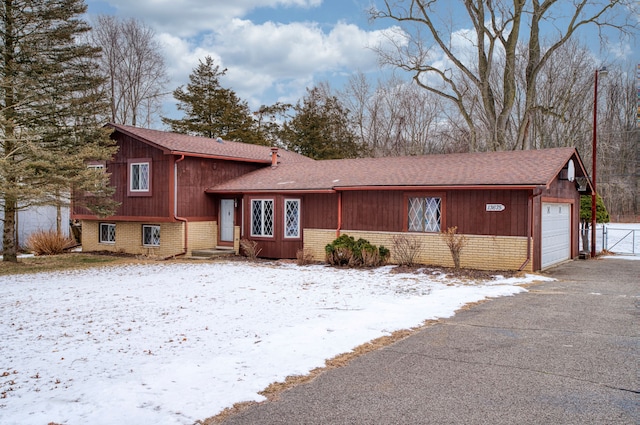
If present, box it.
[220,199,235,244]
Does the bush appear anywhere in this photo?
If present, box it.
[392,234,423,266]
[325,234,389,267]
[26,230,76,256]
[441,226,468,269]
[296,248,314,266]
[239,239,262,261]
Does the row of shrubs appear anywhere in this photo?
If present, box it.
[242,229,468,269]
[29,227,466,270]
[325,234,390,267]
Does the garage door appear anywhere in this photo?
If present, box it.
[541,203,571,269]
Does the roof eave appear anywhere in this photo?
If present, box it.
[169,150,271,164]
[334,184,542,191]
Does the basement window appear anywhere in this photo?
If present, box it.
[99,223,116,244]
[142,225,160,247]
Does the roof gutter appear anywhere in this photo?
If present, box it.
[334,184,542,192]
[205,189,337,195]
[169,150,272,164]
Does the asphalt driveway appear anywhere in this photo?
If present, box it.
[218,258,639,424]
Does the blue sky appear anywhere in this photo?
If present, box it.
[85,0,396,123]
[84,0,638,127]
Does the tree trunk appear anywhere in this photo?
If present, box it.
[580,221,590,253]
[3,200,18,262]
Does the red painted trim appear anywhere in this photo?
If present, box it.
[169,151,271,164]
[540,196,575,204]
[336,185,540,191]
[206,189,336,195]
[336,192,342,238]
[75,215,174,222]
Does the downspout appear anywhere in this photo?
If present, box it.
[336,191,342,238]
[174,155,188,256]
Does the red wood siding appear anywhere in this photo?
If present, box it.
[107,134,171,218]
[242,194,304,259]
[177,158,261,219]
[74,131,265,221]
[302,193,338,229]
[447,190,529,237]
[341,191,405,231]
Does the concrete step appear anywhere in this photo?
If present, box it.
[190,247,235,259]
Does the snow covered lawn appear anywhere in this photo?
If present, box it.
[0,261,550,425]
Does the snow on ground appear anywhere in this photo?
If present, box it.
[1,261,551,424]
[593,223,640,256]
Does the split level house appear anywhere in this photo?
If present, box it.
[72,123,593,272]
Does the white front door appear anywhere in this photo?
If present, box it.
[541,203,571,269]
[220,199,235,243]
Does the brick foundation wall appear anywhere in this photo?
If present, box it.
[187,221,217,255]
[303,229,533,272]
[82,221,185,257]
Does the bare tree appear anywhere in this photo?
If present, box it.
[91,16,168,127]
[596,66,640,220]
[340,72,447,157]
[370,0,638,152]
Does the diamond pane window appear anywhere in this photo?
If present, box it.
[284,199,300,238]
[408,197,441,232]
[99,223,116,243]
[143,225,160,246]
[130,162,149,191]
[251,199,274,237]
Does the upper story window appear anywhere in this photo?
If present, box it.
[284,199,301,238]
[127,158,152,196]
[408,196,442,232]
[251,199,274,237]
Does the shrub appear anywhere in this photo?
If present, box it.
[26,230,76,256]
[392,234,423,266]
[296,248,314,266]
[240,239,262,261]
[441,226,468,269]
[325,234,389,267]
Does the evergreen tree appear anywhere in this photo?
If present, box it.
[0,0,117,262]
[162,56,266,144]
[281,86,363,159]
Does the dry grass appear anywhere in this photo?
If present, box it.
[26,230,77,256]
[0,252,145,276]
[239,239,262,261]
[295,247,314,266]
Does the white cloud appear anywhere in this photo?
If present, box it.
[92,0,323,37]
[87,0,397,119]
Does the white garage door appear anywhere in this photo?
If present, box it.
[541,203,571,269]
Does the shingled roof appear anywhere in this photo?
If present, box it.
[107,123,313,164]
[206,147,591,193]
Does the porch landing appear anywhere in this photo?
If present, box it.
[190,246,236,259]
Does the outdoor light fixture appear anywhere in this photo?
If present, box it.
[591,66,607,258]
